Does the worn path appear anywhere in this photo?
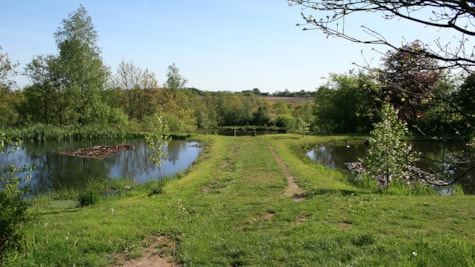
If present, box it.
[116,136,307,266]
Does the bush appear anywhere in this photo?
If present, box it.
[274,114,296,132]
[78,190,101,207]
[0,134,32,262]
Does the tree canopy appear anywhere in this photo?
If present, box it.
[23,5,110,125]
[0,46,18,90]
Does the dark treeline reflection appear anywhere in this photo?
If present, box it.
[0,139,202,194]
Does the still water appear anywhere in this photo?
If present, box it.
[0,139,202,194]
[307,141,475,194]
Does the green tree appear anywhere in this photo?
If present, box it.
[166,63,187,90]
[0,46,18,90]
[292,102,314,135]
[457,74,475,135]
[253,105,271,126]
[314,72,375,133]
[195,92,219,132]
[24,6,110,125]
[0,46,21,126]
[53,5,110,124]
[112,60,158,121]
[144,111,171,178]
[419,76,464,136]
[23,55,65,124]
[377,41,444,130]
[363,103,419,188]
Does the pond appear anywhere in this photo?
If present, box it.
[306,141,475,194]
[0,139,202,194]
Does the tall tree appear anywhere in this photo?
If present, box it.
[314,72,375,133]
[0,46,18,90]
[23,55,65,124]
[377,41,444,130]
[289,0,475,71]
[112,60,158,121]
[53,5,110,124]
[0,47,22,126]
[166,63,187,90]
[457,74,475,134]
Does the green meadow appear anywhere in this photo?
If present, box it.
[5,134,475,266]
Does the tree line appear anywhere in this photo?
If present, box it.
[313,41,474,138]
[0,5,474,139]
[0,6,314,136]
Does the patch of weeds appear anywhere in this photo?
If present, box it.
[78,190,100,207]
[384,180,436,196]
[145,179,168,196]
[351,175,380,191]
[452,183,465,196]
[351,233,375,247]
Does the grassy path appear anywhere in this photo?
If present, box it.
[9,135,475,266]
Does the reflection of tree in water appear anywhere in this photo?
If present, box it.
[308,141,475,194]
[1,139,202,193]
[415,142,475,192]
[15,140,115,194]
[111,140,189,183]
[111,140,157,182]
[309,144,367,171]
[31,152,109,194]
[166,141,187,164]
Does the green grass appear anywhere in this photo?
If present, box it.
[3,134,475,266]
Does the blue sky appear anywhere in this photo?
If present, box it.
[0,1,449,92]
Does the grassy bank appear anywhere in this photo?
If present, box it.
[5,134,475,266]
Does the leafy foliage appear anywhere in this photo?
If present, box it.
[78,189,100,207]
[363,103,419,188]
[314,72,376,133]
[166,63,188,90]
[23,5,110,125]
[0,46,18,90]
[0,47,22,127]
[144,111,171,178]
[377,41,443,129]
[111,60,158,121]
[0,134,33,262]
[457,73,475,135]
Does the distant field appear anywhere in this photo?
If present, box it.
[261,96,314,104]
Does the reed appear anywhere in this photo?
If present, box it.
[2,124,131,142]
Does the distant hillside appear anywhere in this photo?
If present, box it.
[261,96,314,104]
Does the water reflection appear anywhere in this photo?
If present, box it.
[307,142,475,194]
[0,139,202,194]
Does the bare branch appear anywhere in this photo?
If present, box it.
[289,0,475,71]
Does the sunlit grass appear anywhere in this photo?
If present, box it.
[4,134,475,266]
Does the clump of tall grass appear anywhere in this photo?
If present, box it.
[383,179,437,196]
[2,123,130,143]
[352,175,438,196]
[78,190,101,207]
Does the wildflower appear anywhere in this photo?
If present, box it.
[412,251,417,257]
